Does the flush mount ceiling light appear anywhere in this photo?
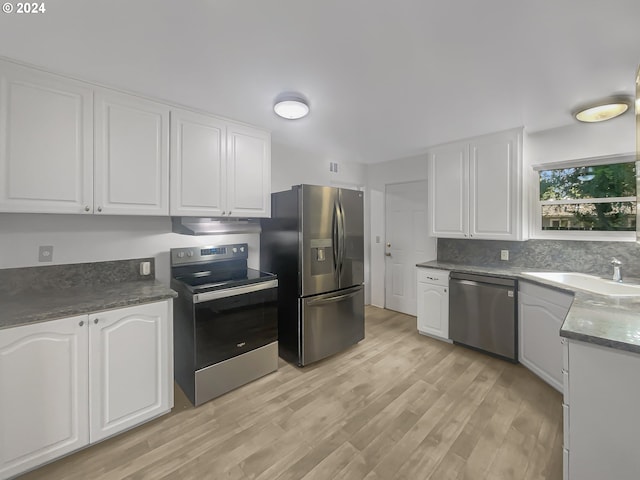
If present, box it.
[573,96,631,123]
[273,94,309,120]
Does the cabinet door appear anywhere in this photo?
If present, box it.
[94,90,169,215]
[469,130,521,239]
[428,142,468,238]
[88,301,171,443]
[170,108,226,216]
[226,124,271,218]
[417,283,449,340]
[0,60,93,214]
[568,341,640,480]
[518,291,566,392]
[0,315,89,479]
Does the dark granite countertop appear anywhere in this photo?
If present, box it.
[417,260,640,355]
[0,259,177,331]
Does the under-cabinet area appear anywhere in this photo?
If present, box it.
[0,59,271,218]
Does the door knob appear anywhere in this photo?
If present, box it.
[386,243,391,247]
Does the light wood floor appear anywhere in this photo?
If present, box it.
[20,306,563,480]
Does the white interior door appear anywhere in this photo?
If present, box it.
[384,181,435,315]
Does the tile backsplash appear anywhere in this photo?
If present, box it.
[438,239,640,279]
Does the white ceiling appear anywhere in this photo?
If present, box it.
[1,0,639,164]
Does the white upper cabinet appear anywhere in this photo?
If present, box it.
[0,60,94,213]
[0,59,271,218]
[170,109,226,216]
[94,90,169,215]
[226,123,271,218]
[170,109,271,218]
[428,128,525,240]
[428,142,468,238]
[469,130,522,239]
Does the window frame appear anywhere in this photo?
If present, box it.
[530,153,637,242]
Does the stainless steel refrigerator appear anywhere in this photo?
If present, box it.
[261,184,365,366]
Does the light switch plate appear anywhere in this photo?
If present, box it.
[500,250,509,261]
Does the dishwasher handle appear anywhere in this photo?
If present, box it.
[450,272,516,288]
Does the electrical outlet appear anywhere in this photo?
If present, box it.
[39,245,53,262]
[500,249,509,261]
[140,261,151,276]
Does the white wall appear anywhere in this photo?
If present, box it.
[0,214,259,285]
[525,114,635,165]
[271,142,367,192]
[367,154,437,308]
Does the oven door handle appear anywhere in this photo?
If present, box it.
[306,286,361,306]
[193,279,278,303]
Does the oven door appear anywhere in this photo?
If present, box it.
[193,280,278,370]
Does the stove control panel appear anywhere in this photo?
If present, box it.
[170,243,249,266]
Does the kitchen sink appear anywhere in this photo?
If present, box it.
[521,271,640,297]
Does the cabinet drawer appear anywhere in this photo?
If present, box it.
[417,267,449,286]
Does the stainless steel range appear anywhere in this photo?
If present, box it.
[170,243,278,406]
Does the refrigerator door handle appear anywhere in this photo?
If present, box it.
[305,286,362,306]
[332,202,339,273]
[337,199,346,276]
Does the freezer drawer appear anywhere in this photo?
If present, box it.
[300,285,364,366]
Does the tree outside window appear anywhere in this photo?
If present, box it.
[539,162,636,232]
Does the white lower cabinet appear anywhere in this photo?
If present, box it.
[564,339,640,480]
[416,267,450,341]
[518,281,573,392]
[0,300,172,479]
[0,315,89,479]
[89,301,172,443]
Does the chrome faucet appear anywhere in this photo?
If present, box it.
[611,257,623,282]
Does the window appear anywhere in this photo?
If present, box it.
[534,157,636,240]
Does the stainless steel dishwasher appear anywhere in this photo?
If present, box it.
[449,272,517,361]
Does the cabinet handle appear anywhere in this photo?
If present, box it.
[97,206,103,213]
[94,318,99,324]
[444,288,447,293]
[228,211,232,216]
[222,211,226,215]
[84,205,90,212]
[79,320,84,327]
